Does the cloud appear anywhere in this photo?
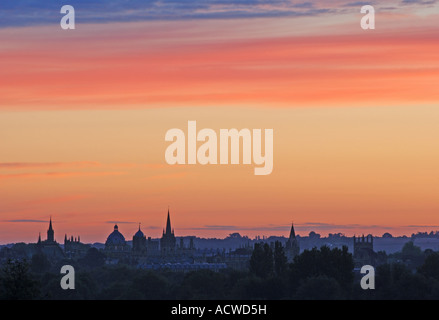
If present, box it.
[201,225,242,230]
[401,0,436,5]
[180,224,288,232]
[106,221,138,224]
[3,19,439,111]
[110,163,167,169]
[343,1,374,6]
[292,2,315,9]
[105,221,161,229]
[3,219,48,223]
[0,162,128,181]
[0,171,126,180]
[0,0,435,28]
[148,171,190,180]
[404,225,439,228]
[0,0,357,28]
[186,224,293,232]
[297,222,384,230]
[183,222,392,232]
[25,195,89,206]
[144,226,161,230]
[0,161,101,169]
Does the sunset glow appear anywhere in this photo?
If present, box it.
[1,1,438,243]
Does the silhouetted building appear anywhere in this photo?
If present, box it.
[36,218,64,259]
[47,217,55,243]
[105,224,130,258]
[161,209,176,255]
[64,234,89,259]
[285,222,300,262]
[353,234,376,267]
[224,244,252,270]
[147,236,160,254]
[132,224,147,255]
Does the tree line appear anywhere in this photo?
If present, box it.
[2,241,439,299]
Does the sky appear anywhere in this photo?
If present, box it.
[0,0,438,244]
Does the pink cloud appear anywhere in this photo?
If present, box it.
[0,17,438,110]
[0,171,126,180]
[0,161,101,169]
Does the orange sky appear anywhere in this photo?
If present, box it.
[0,9,438,244]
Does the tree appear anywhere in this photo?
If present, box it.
[372,262,435,300]
[295,276,342,300]
[0,259,40,299]
[249,243,273,278]
[39,271,97,300]
[399,241,425,268]
[177,270,226,299]
[132,271,170,299]
[31,253,51,273]
[79,248,106,269]
[273,241,287,276]
[290,246,354,293]
[232,275,286,299]
[308,231,320,239]
[418,252,439,281]
[401,241,422,258]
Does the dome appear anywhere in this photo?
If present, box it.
[105,224,126,246]
[134,229,144,238]
[133,223,145,239]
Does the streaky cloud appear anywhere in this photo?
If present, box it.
[106,221,138,224]
[0,0,419,28]
[0,161,101,169]
[4,219,48,223]
[183,222,394,232]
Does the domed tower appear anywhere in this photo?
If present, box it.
[132,224,147,255]
[105,224,129,256]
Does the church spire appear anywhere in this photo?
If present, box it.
[285,221,300,262]
[166,208,172,235]
[289,222,296,239]
[47,216,54,243]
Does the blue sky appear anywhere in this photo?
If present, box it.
[0,0,435,27]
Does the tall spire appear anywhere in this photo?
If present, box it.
[166,208,172,235]
[289,222,296,240]
[47,216,54,243]
[285,221,300,262]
